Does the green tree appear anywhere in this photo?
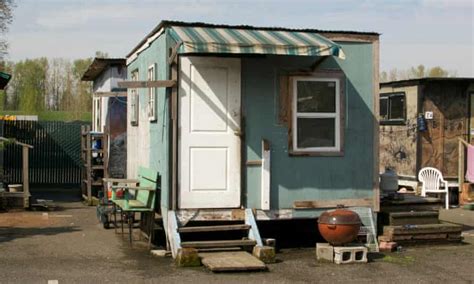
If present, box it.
[95,51,109,58]
[380,65,456,82]
[10,58,48,113]
[73,58,92,114]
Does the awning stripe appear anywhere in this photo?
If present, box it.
[170,26,345,59]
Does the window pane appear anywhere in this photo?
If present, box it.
[380,97,388,120]
[389,96,404,120]
[297,118,335,148]
[297,81,336,113]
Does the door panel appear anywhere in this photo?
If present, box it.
[179,56,241,209]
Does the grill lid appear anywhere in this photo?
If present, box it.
[318,207,361,225]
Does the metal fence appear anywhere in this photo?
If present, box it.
[1,120,89,185]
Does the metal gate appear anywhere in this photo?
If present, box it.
[1,120,89,185]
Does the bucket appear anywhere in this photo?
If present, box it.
[8,184,23,192]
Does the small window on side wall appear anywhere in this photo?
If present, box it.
[380,92,405,125]
[130,70,139,126]
[148,64,157,122]
[291,75,344,155]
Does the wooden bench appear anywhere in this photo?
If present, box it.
[103,166,160,247]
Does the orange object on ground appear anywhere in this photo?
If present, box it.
[318,207,361,246]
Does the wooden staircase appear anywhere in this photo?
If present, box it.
[166,209,264,258]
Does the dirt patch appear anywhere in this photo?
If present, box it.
[0,211,60,227]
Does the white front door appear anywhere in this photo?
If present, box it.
[178,56,241,209]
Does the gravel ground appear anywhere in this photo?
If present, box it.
[0,202,473,284]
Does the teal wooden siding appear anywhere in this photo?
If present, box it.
[127,32,171,210]
[129,30,375,211]
[243,43,375,209]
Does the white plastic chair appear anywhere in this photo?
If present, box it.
[418,167,449,209]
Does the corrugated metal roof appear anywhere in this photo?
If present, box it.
[81,58,126,81]
[127,20,379,59]
[381,77,474,88]
[168,25,345,59]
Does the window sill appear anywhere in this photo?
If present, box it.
[380,120,406,126]
[289,150,344,157]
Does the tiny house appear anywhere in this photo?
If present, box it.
[379,78,474,188]
[82,57,128,177]
[122,21,380,254]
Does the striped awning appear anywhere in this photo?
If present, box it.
[169,26,345,59]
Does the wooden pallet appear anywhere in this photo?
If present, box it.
[199,251,266,272]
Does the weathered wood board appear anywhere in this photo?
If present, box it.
[199,251,266,272]
[389,211,439,226]
[383,223,462,236]
[420,82,469,178]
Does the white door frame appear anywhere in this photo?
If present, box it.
[177,56,242,209]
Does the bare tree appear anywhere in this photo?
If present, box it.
[0,0,15,60]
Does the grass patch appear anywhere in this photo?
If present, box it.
[382,255,415,265]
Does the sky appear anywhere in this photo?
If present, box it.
[4,0,474,76]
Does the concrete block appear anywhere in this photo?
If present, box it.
[316,243,334,262]
[175,248,201,267]
[252,245,276,263]
[334,246,368,264]
[379,241,397,252]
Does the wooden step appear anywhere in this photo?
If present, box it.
[384,223,462,237]
[389,211,439,226]
[181,239,256,249]
[178,224,250,233]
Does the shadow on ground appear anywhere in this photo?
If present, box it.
[0,226,81,244]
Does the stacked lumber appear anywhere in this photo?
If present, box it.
[379,223,462,244]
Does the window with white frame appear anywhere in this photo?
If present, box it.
[130,70,139,126]
[292,76,342,153]
[148,64,157,121]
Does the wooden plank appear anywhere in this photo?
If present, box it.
[103,178,139,183]
[372,38,380,212]
[389,211,439,226]
[117,80,176,89]
[384,224,462,236]
[293,198,373,209]
[245,209,264,247]
[170,61,178,210]
[93,92,127,97]
[181,239,256,249]
[178,224,250,233]
[261,139,270,210]
[200,251,266,272]
[246,160,262,166]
